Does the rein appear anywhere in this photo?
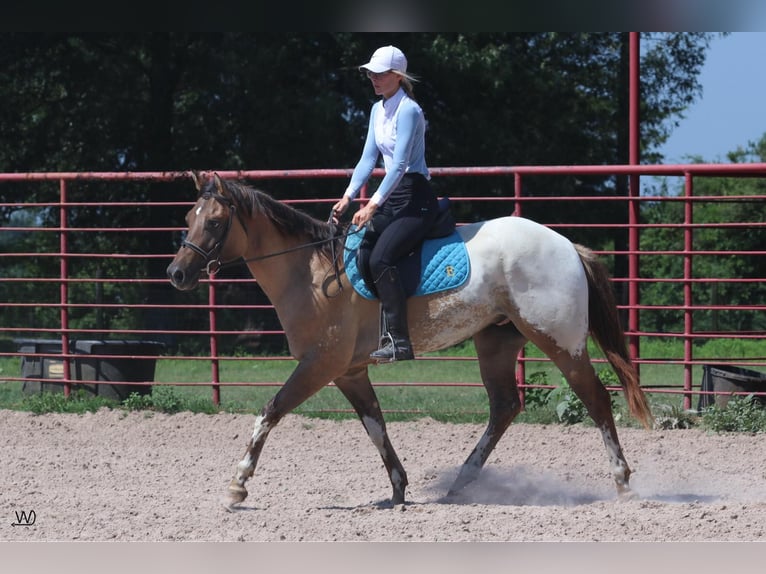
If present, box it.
[183,191,361,286]
[218,226,359,271]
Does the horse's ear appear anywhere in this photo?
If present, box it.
[190,171,202,191]
[213,173,225,196]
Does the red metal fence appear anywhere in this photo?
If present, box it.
[2,164,765,412]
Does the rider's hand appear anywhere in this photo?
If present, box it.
[352,201,378,228]
[331,196,351,224]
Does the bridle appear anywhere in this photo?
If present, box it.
[181,191,362,283]
[181,191,238,276]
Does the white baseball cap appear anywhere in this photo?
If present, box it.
[359,45,407,74]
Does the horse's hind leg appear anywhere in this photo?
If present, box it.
[333,366,408,505]
[448,324,526,497]
[546,346,634,497]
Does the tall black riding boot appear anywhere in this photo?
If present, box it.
[370,266,414,362]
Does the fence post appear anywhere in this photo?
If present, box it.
[59,178,72,398]
[683,172,695,410]
[627,32,641,371]
[514,172,527,406]
[209,274,221,406]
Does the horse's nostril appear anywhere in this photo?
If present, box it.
[168,266,185,285]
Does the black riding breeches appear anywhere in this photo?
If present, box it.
[357,173,439,285]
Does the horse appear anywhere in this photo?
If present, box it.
[167,172,653,510]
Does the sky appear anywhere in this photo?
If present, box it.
[658,32,766,164]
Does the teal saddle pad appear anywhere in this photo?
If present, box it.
[343,225,470,301]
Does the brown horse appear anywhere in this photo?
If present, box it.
[167,173,653,510]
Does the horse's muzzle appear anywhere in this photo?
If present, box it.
[166,260,200,291]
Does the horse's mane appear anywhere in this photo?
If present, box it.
[207,178,342,263]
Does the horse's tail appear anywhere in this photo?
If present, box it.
[575,244,654,430]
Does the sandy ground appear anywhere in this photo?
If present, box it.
[2,407,766,542]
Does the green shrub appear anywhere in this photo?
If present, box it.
[147,385,184,414]
[123,391,154,411]
[598,368,620,387]
[546,380,587,425]
[701,396,766,433]
[523,371,553,409]
[544,369,622,426]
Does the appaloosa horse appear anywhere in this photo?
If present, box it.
[167,173,653,510]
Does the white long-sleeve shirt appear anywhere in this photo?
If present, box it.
[343,87,430,206]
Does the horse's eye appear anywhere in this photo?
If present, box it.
[206,219,221,231]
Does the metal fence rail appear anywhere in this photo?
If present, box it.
[2,164,765,411]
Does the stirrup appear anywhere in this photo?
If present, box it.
[370,333,414,363]
[370,333,395,362]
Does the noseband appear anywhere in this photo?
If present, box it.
[181,191,236,276]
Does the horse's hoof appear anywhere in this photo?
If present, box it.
[617,487,639,501]
[443,489,462,503]
[224,484,248,511]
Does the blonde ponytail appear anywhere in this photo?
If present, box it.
[394,71,417,100]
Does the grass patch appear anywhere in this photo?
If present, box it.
[1,338,765,432]
[21,388,118,415]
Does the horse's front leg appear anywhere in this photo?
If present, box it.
[225,359,334,510]
[226,409,273,507]
[333,366,408,505]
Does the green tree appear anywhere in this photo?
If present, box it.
[0,33,721,352]
[640,135,766,336]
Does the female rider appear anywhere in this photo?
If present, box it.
[332,45,438,362]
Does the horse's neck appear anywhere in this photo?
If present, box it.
[243,220,323,307]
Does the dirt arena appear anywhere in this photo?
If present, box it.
[2,407,766,542]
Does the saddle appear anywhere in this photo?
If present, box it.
[344,198,470,300]
[427,196,459,240]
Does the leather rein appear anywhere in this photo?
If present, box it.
[181,192,358,287]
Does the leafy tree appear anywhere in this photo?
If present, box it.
[0,33,718,188]
[640,134,766,336]
[0,33,722,353]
